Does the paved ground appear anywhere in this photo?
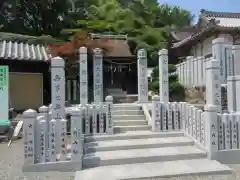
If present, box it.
[0,139,74,180]
[0,138,240,180]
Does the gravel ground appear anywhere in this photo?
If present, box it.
[0,139,75,180]
[1,138,240,180]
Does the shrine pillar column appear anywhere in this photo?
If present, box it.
[137,49,148,103]
[79,47,88,105]
[159,49,169,103]
[51,56,66,154]
[93,48,103,103]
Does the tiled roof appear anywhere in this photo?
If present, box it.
[172,10,240,49]
[202,10,240,27]
[172,25,215,48]
[0,40,51,61]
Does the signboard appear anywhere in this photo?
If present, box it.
[0,66,8,120]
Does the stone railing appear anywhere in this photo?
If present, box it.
[22,96,113,172]
[175,38,240,87]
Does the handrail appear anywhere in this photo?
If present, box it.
[142,104,152,126]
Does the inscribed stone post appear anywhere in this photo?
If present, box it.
[179,63,183,84]
[183,61,188,87]
[194,57,198,86]
[204,104,218,159]
[186,56,193,87]
[232,45,240,76]
[205,60,221,113]
[51,56,66,154]
[79,47,88,105]
[198,56,204,86]
[176,64,180,83]
[234,75,240,112]
[151,95,161,132]
[225,45,234,78]
[191,56,195,87]
[93,48,103,103]
[212,38,226,84]
[137,49,148,102]
[23,109,37,165]
[51,57,66,119]
[159,49,169,103]
[227,76,236,113]
[105,96,113,134]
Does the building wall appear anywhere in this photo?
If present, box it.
[190,34,234,57]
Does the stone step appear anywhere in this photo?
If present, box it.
[83,145,207,168]
[84,136,194,153]
[113,120,147,126]
[84,131,184,142]
[113,105,141,111]
[114,125,151,133]
[76,159,232,180]
[113,110,143,116]
[113,115,145,121]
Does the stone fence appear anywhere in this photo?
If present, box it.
[175,38,240,87]
[152,47,240,164]
[22,97,113,172]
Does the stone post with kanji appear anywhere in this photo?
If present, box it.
[205,60,221,113]
[51,56,66,154]
[159,49,169,103]
[79,47,88,105]
[212,38,226,84]
[137,49,148,103]
[93,48,103,103]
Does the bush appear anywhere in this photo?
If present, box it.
[149,64,185,101]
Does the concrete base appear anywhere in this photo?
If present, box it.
[211,150,240,164]
[22,161,82,172]
[75,159,232,180]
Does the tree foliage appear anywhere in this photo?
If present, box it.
[0,0,194,64]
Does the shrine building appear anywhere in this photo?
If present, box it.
[0,32,138,110]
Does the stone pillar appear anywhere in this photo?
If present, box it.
[227,76,236,113]
[22,109,37,165]
[137,49,148,103]
[205,60,221,113]
[79,47,88,105]
[234,75,240,112]
[51,56,66,120]
[225,46,234,77]
[186,56,192,87]
[204,104,218,159]
[176,64,180,83]
[38,106,49,149]
[105,95,113,134]
[193,57,198,87]
[70,108,83,164]
[159,49,169,103]
[232,45,240,76]
[203,58,207,85]
[212,38,226,84]
[51,56,66,154]
[191,56,195,87]
[151,95,161,132]
[198,56,204,86]
[179,63,183,84]
[183,61,188,87]
[93,48,103,103]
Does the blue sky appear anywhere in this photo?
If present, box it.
[158,0,240,22]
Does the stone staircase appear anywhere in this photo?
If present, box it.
[75,104,233,180]
[112,104,151,133]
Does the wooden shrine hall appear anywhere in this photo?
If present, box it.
[0,32,138,109]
